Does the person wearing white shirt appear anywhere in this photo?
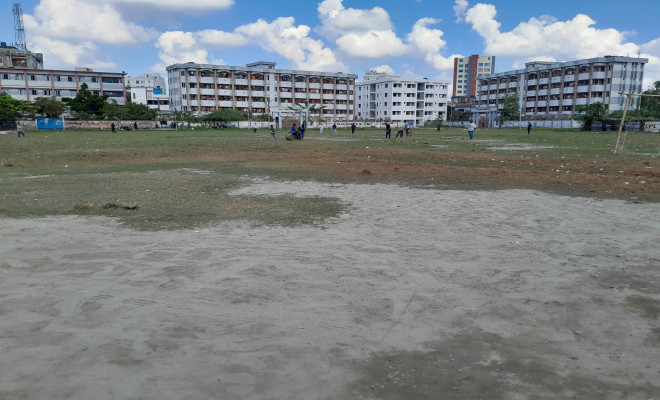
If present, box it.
[468,120,476,140]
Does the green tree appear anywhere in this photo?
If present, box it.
[639,81,660,119]
[0,93,30,123]
[102,101,157,120]
[499,93,520,122]
[200,109,246,122]
[62,82,109,119]
[33,97,65,118]
[575,102,607,130]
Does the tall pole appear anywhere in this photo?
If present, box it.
[613,93,632,155]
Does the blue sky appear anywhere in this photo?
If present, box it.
[2,0,659,89]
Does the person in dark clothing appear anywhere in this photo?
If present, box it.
[395,129,404,138]
[351,123,356,134]
[385,123,391,139]
[269,125,277,140]
[405,125,411,136]
[527,122,532,135]
[111,122,116,133]
[133,122,138,131]
[332,123,337,134]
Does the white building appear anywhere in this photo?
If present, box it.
[453,55,495,98]
[166,61,357,126]
[0,66,126,104]
[127,73,169,113]
[356,70,449,126]
[473,56,647,126]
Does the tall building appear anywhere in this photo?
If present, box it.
[473,56,647,125]
[166,61,357,125]
[356,70,449,126]
[453,55,495,98]
[0,42,43,70]
[0,66,126,104]
[126,73,169,113]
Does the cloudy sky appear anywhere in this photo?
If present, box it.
[2,0,659,90]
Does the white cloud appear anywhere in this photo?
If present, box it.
[371,65,395,75]
[453,0,468,23]
[463,3,660,88]
[465,4,640,59]
[336,30,408,58]
[109,0,234,11]
[156,17,347,72]
[317,0,392,37]
[29,36,116,70]
[25,0,156,45]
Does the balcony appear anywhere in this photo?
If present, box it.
[562,99,574,106]
[279,81,292,88]
[235,90,249,96]
[549,100,560,107]
[551,76,562,83]
[216,78,231,84]
[575,98,587,105]
[201,100,215,107]
[309,93,320,99]
[537,89,548,96]
[592,72,607,79]
[335,94,347,101]
[577,86,589,93]
[336,84,348,90]
[508,82,518,88]
[217,89,232,96]
[526,101,535,107]
[279,92,292,98]
[308,83,320,89]
[199,88,215,95]
[235,101,249,108]
[295,82,307,89]
[200,77,214,84]
[527,79,538,86]
[526,90,537,96]
[250,79,264,85]
[295,92,307,99]
[336,104,347,110]
[537,101,547,107]
[218,101,233,107]
[590,85,605,92]
[323,83,334,90]
[234,78,248,85]
[563,75,575,82]
[252,101,266,107]
[550,88,561,95]
[251,90,265,97]
[578,73,590,80]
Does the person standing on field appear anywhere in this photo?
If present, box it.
[269,125,277,140]
[17,122,25,138]
[385,122,391,139]
[468,120,476,140]
[319,123,324,135]
[111,122,116,133]
[253,123,258,133]
[527,121,532,135]
[332,122,337,134]
[351,123,356,134]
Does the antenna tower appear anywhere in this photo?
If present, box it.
[13,3,27,51]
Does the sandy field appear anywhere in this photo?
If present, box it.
[1,180,659,400]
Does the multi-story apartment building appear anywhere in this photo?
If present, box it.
[166,61,357,125]
[127,73,166,90]
[127,73,169,113]
[356,70,449,126]
[453,55,495,98]
[0,42,43,70]
[0,66,126,104]
[473,56,647,125]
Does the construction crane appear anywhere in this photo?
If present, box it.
[13,2,27,51]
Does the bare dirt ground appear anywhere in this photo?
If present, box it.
[1,180,659,400]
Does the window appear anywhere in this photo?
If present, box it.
[68,76,74,82]
[2,74,7,80]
